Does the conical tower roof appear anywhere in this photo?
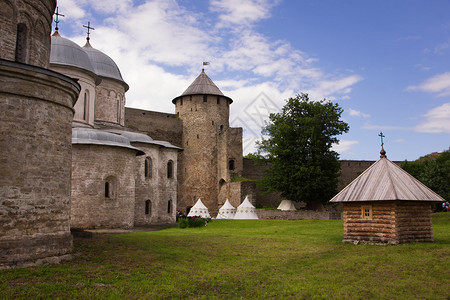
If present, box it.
[330,150,445,203]
[172,69,232,103]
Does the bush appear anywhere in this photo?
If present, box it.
[178,216,210,228]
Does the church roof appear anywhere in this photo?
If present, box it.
[330,151,445,203]
[72,127,144,155]
[83,41,129,91]
[50,32,96,75]
[172,69,232,103]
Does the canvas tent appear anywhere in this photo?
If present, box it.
[330,149,444,244]
[277,200,297,211]
[234,196,259,219]
[216,199,236,219]
[187,198,211,218]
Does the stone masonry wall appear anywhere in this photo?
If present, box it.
[71,145,137,229]
[0,0,55,68]
[0,62,79,268]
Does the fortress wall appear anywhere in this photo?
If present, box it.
[124,107,182,147]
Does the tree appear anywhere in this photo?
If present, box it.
[401,150,450,202]
[254,93,349,211]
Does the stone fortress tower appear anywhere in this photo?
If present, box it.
[172,70,244,213]
[0,0,80,267]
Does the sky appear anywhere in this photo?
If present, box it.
[55,0,450,161]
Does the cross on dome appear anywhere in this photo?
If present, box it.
[54,7,64,32]
[83,21,95,41]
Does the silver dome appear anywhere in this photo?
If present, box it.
[50,32,96,74]
[72,127,144,155]
[83,41,129,90]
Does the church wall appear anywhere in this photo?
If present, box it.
[0,0,55,68]
[95,78,126,127]
[50,65,97,127]
[0,62,79,268]
[71,145,137,229]
[133,143,178,226]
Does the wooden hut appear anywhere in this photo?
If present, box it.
[330,149,444,244]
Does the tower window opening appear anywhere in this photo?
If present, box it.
[167,160,174,178]
[203,95,207,102]
[217,96,220,104]
[105,182,110,198]
[180,98,183,105]
[145,200,151,215]
[167,200,172,214]
[212,121,214,125]
[197,134,199,139]
[15,23,28,63]
[229,159,235,171]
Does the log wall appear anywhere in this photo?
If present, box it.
[343,201,434,244]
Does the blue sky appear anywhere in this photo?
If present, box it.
[56,0,450,161]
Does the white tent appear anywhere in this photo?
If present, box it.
[187,198,211,218]
[277,200,297,211]
[234,196,259,220]
[216,199,236,219]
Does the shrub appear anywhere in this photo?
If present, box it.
[178,216,210,228]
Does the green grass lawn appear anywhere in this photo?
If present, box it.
[1,213,449,299]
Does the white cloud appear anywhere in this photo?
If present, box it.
[407,72,450,97]
[348,108,370,118]
[415,103,450,133]
[210,0,278,28]
[332,140,359,154]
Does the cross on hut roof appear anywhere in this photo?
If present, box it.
[378,132,386,158]
[83,21,95,41]
[54,6,64,32]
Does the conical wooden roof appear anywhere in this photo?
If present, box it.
[330,151,445,203]
[172,69,232,103]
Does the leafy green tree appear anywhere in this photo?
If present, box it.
[255,93,349,210]
[401,150,450,202]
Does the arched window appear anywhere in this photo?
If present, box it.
[83,90,89,121]
[228,159,235,171]
[167,200,172,214]
[105,176,116,199]
[145,157,152,178]
[15,23,28,63]
[145,200,151,215]
[167,160,173,179]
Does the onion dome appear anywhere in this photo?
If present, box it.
[50,32,96,75]
[172,69,232,103]
[82,40,129,91]
[72,127,144,156]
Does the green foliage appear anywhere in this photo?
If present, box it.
[255,93,349,208]
[178,216,210,228]
[244,152,267,165]
[230,175,251,182]
[1,215,449,299]
[401,150,450,201]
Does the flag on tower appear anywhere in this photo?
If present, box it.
[203,62,210,66]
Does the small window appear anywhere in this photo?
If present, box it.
[167,200,172,214]
[217,96,220,104]
[83,90,89,121]
[167,160,174,178]
[145,157,152,178]
[203,95,207,102]
[228,159,235,170]
[105,176,116,199]
[197,134,199,139]
[180,97,183,105]
[361,205,372,220]
[105,182,110,198]
[145,200,151,215]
